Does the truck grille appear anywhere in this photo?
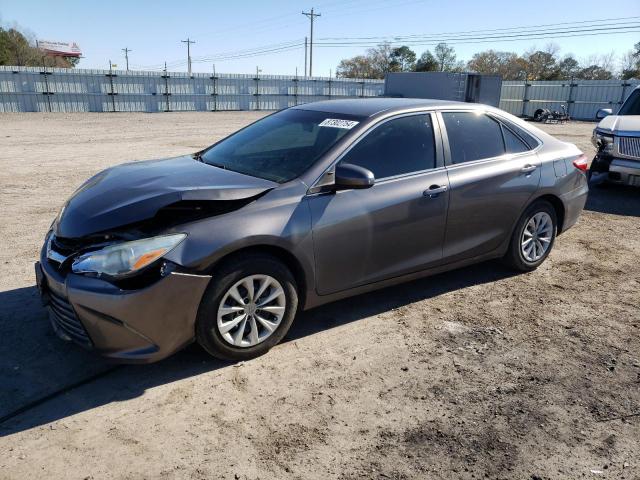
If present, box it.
[48,290,92,347]
[618,136,640,158]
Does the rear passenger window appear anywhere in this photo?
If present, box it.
[340,114,436,179]
[502,126,530,154]
[442,112,505,164]
[500,121,539,149]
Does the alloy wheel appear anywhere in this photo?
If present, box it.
[521,211,553,262]
[216,274,286,348]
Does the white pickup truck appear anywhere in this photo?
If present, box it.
[590,85,640,186]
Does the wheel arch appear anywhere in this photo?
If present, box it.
[528,193,566,234]
[205,244,309,310]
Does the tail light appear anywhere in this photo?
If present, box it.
[572,154,588,173]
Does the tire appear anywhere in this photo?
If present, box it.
[503,200,557,272]
[196,254,299,361]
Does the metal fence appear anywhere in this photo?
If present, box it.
[499,79,639,120]
[0,66,384,113]
[1,66,638,119]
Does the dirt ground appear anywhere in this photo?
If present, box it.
[0,113,638,480]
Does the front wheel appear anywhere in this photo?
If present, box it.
[503,200,557,272]
[196,254,298,361]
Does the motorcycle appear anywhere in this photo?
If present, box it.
[533,105,570,124]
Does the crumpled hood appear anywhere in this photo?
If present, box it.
[55,155,277,238]
[596,115,640,134]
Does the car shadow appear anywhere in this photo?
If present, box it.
[585,182,640,217]
[0,260,516,437]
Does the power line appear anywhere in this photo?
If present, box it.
[121,47,132,71]
[143,41,304,69]
[124,16,638,73]
[191,39,303,61]
[195,43,303,63]
[181,38,196,76]
[302,7,321,77]
[315,24,640,47]
[318,16,640,41]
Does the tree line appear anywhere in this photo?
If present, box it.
[336,42,640,81]
[0,27,78,68]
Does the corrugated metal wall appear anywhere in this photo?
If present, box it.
[1,67,638,119]
[499,79,639,120]
[0,66,384,113]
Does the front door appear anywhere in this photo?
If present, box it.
[308,113,450,295]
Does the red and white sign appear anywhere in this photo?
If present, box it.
[37,40,82,57]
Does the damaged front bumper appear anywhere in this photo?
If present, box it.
[36,245,211,363]
[591,155,640,186]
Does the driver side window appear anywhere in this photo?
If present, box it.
[340,114,436,179]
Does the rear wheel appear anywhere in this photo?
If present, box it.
[533,109,546,122]
[503,200,557,271]
[196,254,298,361]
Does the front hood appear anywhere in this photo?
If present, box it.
[55,155,277,238]
[597,115,640,135]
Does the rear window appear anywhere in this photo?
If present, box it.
[502,125,530,154]
[499,120,539,149]
[442,112,505,164]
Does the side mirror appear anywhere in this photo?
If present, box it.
[333,163,375,190]
[596,108,612,119]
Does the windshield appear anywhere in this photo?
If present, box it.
[618,90,640,116]
[201,108,364,182]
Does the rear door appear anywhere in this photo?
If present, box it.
[308,112,449,295]
[438,110,541,262]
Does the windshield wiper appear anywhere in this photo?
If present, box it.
[192,151,204,162]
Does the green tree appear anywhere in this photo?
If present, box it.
[577,65,613,80]
[466,50,527,80]
[0,26,77,67]
[556,56,580,79]
[415,50,439,72]
[433,43,457,71]
[389,46,416,72]
[524,50,559,80]
[336,43,395,79]
[621,42,640,79]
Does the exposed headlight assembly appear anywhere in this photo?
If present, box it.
[71,233,186,278]
[591,130,614,154]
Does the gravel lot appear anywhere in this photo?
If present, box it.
[0,113,638,480]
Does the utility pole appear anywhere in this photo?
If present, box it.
[122,47,131,71]
[302,7,320,77]
[181,38,196,76]
[304,37,308,77]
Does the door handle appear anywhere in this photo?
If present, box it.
[423,184,448,198]
[521,164,538,174]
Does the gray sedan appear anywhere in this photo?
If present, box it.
[36,98,588,362]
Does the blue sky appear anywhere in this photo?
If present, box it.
[1,0,638,74]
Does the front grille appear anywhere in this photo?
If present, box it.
[48,290,92,347]
[50,235,79,257]
[618,136,640,158]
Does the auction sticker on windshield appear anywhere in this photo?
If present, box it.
[319,118,359,129]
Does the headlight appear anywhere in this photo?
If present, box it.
[71,233,186,278]
[591,130,614,153]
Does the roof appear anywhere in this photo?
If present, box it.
[293,97,470,117]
